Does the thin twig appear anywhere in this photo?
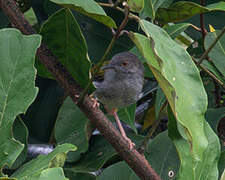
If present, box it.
[0,1,162,179]
[192,57,225,89]
[98,2,140,22]
[138,102,167,154]
[197,26,225,65]
[190,24,202,32]
[78,5,130,103]
[200,0,207,38]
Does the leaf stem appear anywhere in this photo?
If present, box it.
[78,5,130,103]
[197,26,225,65]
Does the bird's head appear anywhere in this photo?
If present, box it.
[101,52,144,76]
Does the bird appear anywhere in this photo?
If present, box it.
[94,51,144,149]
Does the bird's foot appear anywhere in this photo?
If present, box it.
[91,97,100,108]
[123,135,135,150]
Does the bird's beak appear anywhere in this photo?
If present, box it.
[101,64,116,71]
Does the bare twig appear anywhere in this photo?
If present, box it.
[192,58,225,89]
[0,0,161,179]
[138,102,167,154]
[78,4,130,103]
[200,0,207,38]
[197,26,225,65]
[98,2,140,22]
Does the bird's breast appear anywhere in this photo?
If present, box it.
[95,74,144,108]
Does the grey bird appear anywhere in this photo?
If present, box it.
[94,52,144,149]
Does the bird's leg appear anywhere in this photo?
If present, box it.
[112,109,135,150]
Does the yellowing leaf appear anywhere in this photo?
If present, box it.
[209,24,215,32]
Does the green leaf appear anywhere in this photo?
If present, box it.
[127,0,144,13]
[140,0,173,20]
[96,161,139,180]
[129,46,154,78]
[108,104,137,134]
[163,23,191,39]
[204,30,225,78]
[55,97,93,162]
[11,144,76,180]
[218,151,225,179]
[0,28,41,168]
[146,131,180,179]
[167,106,195,179]
[11,117,29,169]
[139,19,208,160]
[64,169,96,180]
[38,8,94,90]
[129,20,220,179]
[155,87,166,119]
[168,105,221,180]
[155,1,225,23]
[69,134,144,173]
[50,0,116,28]
[39,167,69,180]
[43,0,136,64]
[205,107,225,133]
[201,61,225,84]
[70,135,117,172]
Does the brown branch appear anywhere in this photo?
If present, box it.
[200,0,207,38]
[0,0,161,179]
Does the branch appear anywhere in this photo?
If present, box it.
[98,2,140,22]
[0,0,161,179]
[200,0,207,38]
[197,26,225,65]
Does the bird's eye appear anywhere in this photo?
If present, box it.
[122,61,128,66]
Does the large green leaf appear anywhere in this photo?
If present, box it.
[50,0,116,28]
[44,0,136,63]
[129,20,220,179]
[55,97,93,162]
[146,131,180,179]
[204,30,225,78]
[155,1,225,23]
[168,106,221,180]
[11,144,76,180]
[0,28,41,168]
[96,161,139,180]
[38,8,94,90]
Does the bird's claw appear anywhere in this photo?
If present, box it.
[91,97,100,108]
[123,136,135,150]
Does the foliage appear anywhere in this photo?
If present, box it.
[0,0,225,179]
